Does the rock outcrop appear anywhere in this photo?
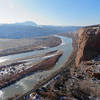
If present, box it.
[33,25,100,100]
[76,25,100,66]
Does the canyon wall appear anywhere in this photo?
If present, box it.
[75,25,100,66]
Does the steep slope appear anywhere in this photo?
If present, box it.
[28,25,100,100]
[76,25,100,66]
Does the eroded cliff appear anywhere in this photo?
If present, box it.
[76,25,100,66]
[10,25,100,100]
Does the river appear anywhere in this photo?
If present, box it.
[0,35,72,100]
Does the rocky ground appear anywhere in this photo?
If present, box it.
[7,25,100,100]
[24,25,100,100]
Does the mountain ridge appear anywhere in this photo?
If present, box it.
[0,22,81,39]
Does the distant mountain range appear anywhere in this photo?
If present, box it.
[0,21,81,38]
[14,21,37,26]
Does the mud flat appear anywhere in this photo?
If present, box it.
[0,36,61,57]
[0,51,63,89]
[0,50,58,66]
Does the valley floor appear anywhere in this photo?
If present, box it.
[0,35,61,57]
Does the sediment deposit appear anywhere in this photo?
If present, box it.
[0,36,61,57]
[0,51,63,89]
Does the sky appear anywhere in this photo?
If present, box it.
[0,0,100,26]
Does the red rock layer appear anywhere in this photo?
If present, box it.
[75,25,100,66]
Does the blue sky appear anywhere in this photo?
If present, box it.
[0,0,100,26]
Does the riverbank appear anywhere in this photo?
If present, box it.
[29,34,77,100]
[0,50,58,66]
[0,36,61,57]
[28,25,100,100]
[10,52,75,100]
[0,35,72,100]
[8,35,75,100]
[0,51,63,89]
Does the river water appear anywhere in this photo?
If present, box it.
[0,35,72,100]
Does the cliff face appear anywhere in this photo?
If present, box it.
[76,25,100,66]
[32,25,100,100]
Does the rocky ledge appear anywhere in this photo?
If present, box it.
[76,25,100,66]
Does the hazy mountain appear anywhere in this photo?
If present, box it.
[15,21,37,26]
[0,22,81,39]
